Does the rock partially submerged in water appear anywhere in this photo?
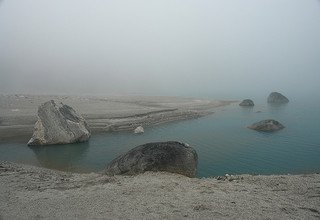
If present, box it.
[248,119,285,132]
[239,99,254,106]
[134,126,144,134]
[105,141,198,177]
[267,92,289,104]
[27,100,90,146]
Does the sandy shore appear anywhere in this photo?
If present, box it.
[2,95,318,219]
[0,161,319,219]
[0,94,234,142]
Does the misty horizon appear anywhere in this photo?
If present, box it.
[0,0,320,99]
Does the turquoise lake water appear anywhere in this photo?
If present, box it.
[0,99,319,177]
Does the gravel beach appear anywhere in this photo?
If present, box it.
[0,161,319,219]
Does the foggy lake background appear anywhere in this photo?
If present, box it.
[1,0,320,177]
[0,0,319,99]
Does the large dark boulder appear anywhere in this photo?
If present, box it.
[27,100,90,146]
[239,99,254,106]
[248,119,285,132]
[267,92,289,104]
[105,141,198,177]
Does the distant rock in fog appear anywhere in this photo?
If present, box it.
[248,119,285,132]
[27,100,90,146]
[105,141,198,177]
[267,92,289,104]
[239,99,254,106]
[134,126,144,134]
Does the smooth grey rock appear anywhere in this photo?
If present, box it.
[239,99,254,106]
[267,92,289,104]
[134,126,144,134]
[248,119,285,132]
[27,100,90,146]
[105,141,198,177]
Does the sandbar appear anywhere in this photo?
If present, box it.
[0,94,235,141]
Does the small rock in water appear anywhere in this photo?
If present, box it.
[134,126,144,134]
[248,119,285,132]
[267,92,289,104]
[239,99,254,106]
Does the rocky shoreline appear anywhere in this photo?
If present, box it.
[1,94,319,219]
[0,161,319,219]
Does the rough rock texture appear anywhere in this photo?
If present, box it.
[27,100,90,146]
[239,99,254,106]
[248,119,285,132]
[105,141,198,177]
[133,126,144,134]
[267,92,289,103]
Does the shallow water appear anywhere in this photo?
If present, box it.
[0,99,319,177]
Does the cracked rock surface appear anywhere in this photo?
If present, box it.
[28,100,90,146]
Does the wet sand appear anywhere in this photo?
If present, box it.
[0,161,319,219]
[0,94,235,142]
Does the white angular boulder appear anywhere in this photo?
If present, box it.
[134,126,144,134]
[27,100,90,146]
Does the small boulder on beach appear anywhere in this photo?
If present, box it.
[27,100,91,146]
[105,141,198,177]
[248,119,285,132]
[134,126,144,134]
[267,92,289,104]
[239,99,254,106]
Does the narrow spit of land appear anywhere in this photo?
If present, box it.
[0,162,319,219]
[0,94,235,141]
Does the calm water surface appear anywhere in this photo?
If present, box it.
[1,99,319,177]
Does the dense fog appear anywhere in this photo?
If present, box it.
[0,0,319,99]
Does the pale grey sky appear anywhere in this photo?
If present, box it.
[0,0,319,98]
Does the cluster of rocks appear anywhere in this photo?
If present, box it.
[27,100,198,178]
[239,92,289,107]
[239,92,288,132]
[26,91,289,178]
